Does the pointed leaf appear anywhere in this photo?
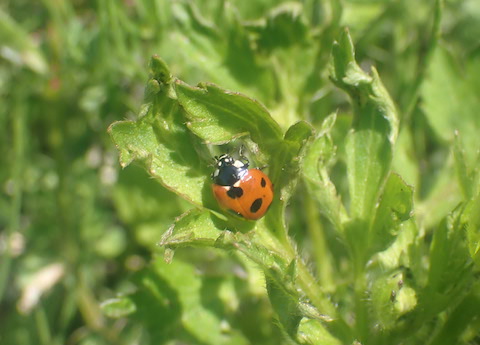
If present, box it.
[109,57,211,207]
[303,113,346,231]
[330,29,398,221]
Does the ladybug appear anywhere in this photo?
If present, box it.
[211,154,273,220]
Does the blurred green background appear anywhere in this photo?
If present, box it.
[1,0,480,344]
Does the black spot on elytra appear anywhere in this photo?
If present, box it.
[227,187,243,199]
[261,178,266,188]
[250,198,263,213]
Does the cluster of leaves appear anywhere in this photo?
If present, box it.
[106,1,480,345]
[2,0,480,344]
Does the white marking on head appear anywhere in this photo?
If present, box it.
[233,160,244,168]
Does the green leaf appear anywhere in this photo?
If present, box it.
[220,231,336,320]
[101,297,137,318]
[272,121,314,200]
[420,207,473,318]
[373,218,419,270]
[453,132,480,200]
[112,165,189,247]
[149,55,174,84]
[422,46,480,160]
[94,226,126,258]
[131,258,250,345]
[0,9,48,74]
[266,276,302,341]
[159,208,223,251]
[159,217,322,342]
[283,121,314,145]
[256,3,309,51]
[175,80,283,150]
[370,173,414,253]
[392,129,419,189]
[370,270,417,330]
[303,113,347,231]
[428,291,480,345]
[330,28,398,222]
[159,205,338,338]
[109,58,211,207]
[463,195,480,268]
[221,4,277,103]
[109,114,208,206]
[297,318,342,345]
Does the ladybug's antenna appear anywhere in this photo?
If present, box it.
[239,145,245,157]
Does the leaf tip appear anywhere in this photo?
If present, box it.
[149,55,172,84]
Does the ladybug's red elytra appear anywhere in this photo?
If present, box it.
[212,154,273,220]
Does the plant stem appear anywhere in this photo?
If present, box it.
[267,219,352,341]
[35,306,52,345]
[353,250,370,344]
[0,95,25,301]
[304,190,335,291]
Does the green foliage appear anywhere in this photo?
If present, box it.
[3,0,480,344]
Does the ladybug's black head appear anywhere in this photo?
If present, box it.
[212,154,249,186]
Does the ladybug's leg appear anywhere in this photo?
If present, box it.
[238,145,249,167]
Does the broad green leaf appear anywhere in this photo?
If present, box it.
[175,80,283,151]
[256,121,315,244]
[171,2,276,104]
[108,112,208,206]
[153,207,342,345]
[221,4,277,103]
[344,125,392,221]
[160,214,336,341]
[428,290,480,345]
[256,3,309,51]
[266,276,302,342]
[101,297,136,318]
[112,165,189,247]
[422,46,480,162]
[109,57,211,207]
[131,258,249,345]
[159,208,223,251]
[330,28,398,222]
[303,113,347,231]
[419,207,473,319]
[221,230,337,319]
